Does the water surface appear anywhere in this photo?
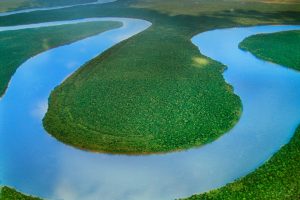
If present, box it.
[1,22,300,200]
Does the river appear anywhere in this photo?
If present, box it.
[0,12,299,200]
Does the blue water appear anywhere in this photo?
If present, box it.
[0,20,300,199]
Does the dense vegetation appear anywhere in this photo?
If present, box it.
[240,30,300,71]
[0,0,96,12]
[0,186,41,200]
[184,126,300,200]
[132,0,300,16]
[40,0,300,154]
[43,25,241,154]
[0,21,122,96]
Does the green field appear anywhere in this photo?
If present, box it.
[240,30,300,71]
[0,186,41,200]
[0,21,122,96]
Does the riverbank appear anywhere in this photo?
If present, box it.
[184,125,300,200]
[0,21,121,96]
[240,30,300,71]
[0,186,41,200]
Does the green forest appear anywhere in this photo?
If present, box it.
[240,30,300,71]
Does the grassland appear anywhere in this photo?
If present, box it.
[0,186,41,200]
[40,0,300,154]
[240,30,300,71]
[0,21,122,96]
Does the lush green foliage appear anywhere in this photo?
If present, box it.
[183,126,300,200]
[40,0,300,154]
[0,21,122,96]
[240,30,300,71]
[0,186,42,200]
[44,31,241,154]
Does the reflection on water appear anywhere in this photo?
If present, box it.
[1,23,300,200]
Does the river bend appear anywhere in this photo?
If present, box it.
[0,16,299,200]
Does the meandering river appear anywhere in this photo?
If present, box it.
[0,11,299,200]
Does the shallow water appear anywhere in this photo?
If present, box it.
[1,21,300,199]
